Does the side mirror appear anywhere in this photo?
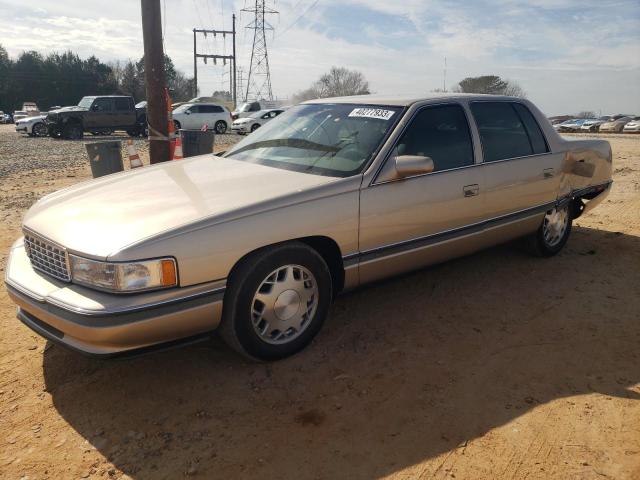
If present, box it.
[185,110,191,115]
[394,155,434,178]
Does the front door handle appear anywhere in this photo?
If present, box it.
[463,184,479,197]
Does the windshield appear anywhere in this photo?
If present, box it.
[224,103,402,177]
[77,97,94,109]
[173,104,192,113]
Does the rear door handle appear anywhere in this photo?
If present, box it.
[463,184,479,197]
[543,168,555,179]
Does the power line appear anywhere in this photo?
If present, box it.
[273,0,318,41]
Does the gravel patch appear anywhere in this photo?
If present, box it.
[0,125,239,178]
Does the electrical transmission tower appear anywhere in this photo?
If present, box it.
[242,1,278,101]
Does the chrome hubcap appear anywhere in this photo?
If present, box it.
[251,265,318,344]
[543,206,569,247]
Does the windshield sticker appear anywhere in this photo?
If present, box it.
[348,108,395,121]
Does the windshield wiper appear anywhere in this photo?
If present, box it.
[229,138,340,156]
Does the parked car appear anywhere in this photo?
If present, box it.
[547,115,572,125]
[580,117,607,132]
[13,110,29,122]
[554,118,590,132]
[45,96,146,139]
[14,114,48,137]
[0,111,8,124]
[172,103,232,133]
[622,116,640,133]
[599,116,633,133]
[232,100,280,120]
[5,94,612,360]
[231,108,285,134]
[22,102,40,116]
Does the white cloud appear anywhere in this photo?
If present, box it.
[0,0,638,114]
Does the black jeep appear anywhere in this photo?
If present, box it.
[46,96,147,139]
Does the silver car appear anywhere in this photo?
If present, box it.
[5,94,612,360]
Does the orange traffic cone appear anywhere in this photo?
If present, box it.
[173,136,184,160]
[126,139,143,169]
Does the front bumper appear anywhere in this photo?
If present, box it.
[15,125,28,133]
[231,124,250,133]
[5,240,225,357]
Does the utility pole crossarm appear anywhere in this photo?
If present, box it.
[192,18,238,106]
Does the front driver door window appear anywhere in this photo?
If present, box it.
[358,103,485,284]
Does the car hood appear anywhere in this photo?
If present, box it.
[23,155,338,259]
[17,115,46,123]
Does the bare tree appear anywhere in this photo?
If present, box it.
[454,75,526,98]
[292,66,370,103]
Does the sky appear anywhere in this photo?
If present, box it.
[0,0,639,116]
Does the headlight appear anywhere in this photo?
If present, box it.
[69,255,177,293]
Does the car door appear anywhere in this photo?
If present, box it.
[358,103,486,284]
[86,98,114,129]
[113,97,135,127]
[183,105,201,129]
[470,101,563,224]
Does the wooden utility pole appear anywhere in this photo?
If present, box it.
[141,0,169,163]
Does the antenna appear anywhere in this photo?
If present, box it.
[443,57,447,92]
[242,1,278,101]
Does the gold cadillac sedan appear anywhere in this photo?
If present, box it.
[5,94,613,360]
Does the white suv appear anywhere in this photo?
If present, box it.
[172,103,232,133]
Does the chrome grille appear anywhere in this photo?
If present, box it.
[23,232,71,282]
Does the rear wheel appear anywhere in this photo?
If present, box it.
[215,120,227,134]
[526,204,572,257]
[220,242,332,361]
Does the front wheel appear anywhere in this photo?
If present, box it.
[32,122,48,137]
[526,204,572,257]
[215,120,227,134]
[63,123,83,140]
[220,242,332,361]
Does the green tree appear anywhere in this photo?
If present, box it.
[292,66,370,103]
[454,75,526,97]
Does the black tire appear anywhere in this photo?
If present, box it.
[32,122,48,137]
[215,120,227,134]
[526,203,572,257]
[126,129,139,137]
[63,122,83,140]
[251,123,260,132]
[220,242,333,361]
[48,125,61,138]
[173,120,181,131]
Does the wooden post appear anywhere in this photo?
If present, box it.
[141,0,169,163]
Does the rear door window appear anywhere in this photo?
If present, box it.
[471,102,533,162]
[114,98,131,111]
[395,104,474,172]
[200,105,223,113]
[512,103,548,154]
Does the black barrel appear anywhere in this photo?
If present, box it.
[180,129,215,158]
[85,141,123,178]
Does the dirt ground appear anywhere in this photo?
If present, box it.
[0,124,639,480]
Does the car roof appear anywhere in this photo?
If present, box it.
[302,92,524,107]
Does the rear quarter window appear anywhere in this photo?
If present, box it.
[114,98,131,111]
[512,103,549,154]
[471,102,534,162]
